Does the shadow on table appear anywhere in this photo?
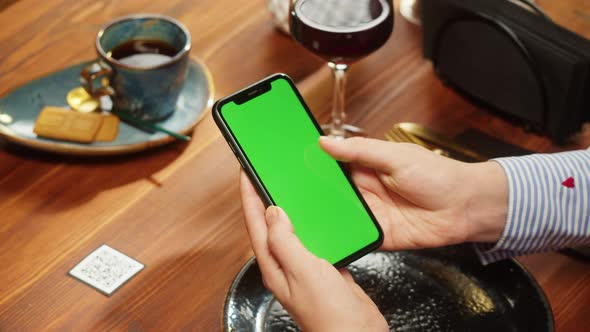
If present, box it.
[0,137,191,213]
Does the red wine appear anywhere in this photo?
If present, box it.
[291,0,394,64]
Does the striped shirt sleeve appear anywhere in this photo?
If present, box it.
[475,149,590,264]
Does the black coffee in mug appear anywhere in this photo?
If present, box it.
[83,14,191,120]
[109,39,179,67]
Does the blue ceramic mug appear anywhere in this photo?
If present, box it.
[81,14,191,121]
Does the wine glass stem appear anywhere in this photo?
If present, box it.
[328,62,348,138]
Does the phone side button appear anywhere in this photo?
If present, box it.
[237,158,246,169]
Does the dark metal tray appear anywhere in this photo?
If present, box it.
[224,245,553,332]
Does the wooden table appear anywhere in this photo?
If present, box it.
[1,0,589,331]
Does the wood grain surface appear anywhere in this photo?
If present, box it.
[0,0,589,331]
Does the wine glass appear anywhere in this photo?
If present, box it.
[290,0,394,138]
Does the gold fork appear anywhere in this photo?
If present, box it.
[384,126,450,157]
[384,124,487,161]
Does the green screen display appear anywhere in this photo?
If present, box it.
[220,77,381,264]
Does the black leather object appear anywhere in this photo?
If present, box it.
[421,0,590,143]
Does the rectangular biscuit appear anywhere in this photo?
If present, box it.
[95,114,120,142]
[34,107,103,143]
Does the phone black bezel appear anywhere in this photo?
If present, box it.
[212,73,384,269]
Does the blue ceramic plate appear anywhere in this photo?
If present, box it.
[0,58,213,155]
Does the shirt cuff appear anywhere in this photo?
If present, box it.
[475,150,590,264]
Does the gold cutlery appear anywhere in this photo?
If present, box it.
[385,123,487,162]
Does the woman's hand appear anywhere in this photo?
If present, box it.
[320,136,508,250]
[240,172,388,332]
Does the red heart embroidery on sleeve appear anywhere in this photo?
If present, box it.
[562,177,575,188]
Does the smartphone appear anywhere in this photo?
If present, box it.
[213,74,383,268]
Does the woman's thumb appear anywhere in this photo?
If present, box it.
[319,136,396,172]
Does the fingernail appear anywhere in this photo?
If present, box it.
[265,206,281,226]
[319,136,336,143]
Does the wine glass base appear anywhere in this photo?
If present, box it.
[321,124,365,139]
